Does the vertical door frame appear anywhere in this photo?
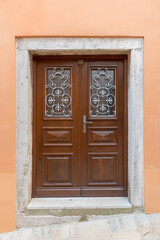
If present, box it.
[16,37,144,227]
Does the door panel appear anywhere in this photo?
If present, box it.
[33,56,127,198]
[80,60,125,196]
[88,153,117,183]
[43,153,73,185]
[43,127,73,146]
[88,126,118,146]
[34,59,81,197]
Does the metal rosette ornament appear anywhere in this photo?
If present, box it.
[90,68,116,117]
[45,67,72,117]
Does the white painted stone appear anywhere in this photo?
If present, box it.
[76,220,112,240]
[134,213,150,228]
[109,217,121,233]
[1,213,160,240]
[112,231,141,240]
[16,213,81,228]
[16,37,144,227]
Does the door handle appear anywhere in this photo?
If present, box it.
[83,115,92,133]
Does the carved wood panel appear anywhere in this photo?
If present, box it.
[43,154,72,186]
[88,153,117,184]
[43,127,73,146]
[88,127,118,146]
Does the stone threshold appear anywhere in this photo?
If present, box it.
[28,197,132,209]
[26,197,133,216]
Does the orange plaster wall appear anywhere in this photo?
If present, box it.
[0,0,160,233]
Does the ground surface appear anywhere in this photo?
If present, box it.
[0,213,160,240]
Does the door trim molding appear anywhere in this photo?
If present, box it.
[16,37,143,227]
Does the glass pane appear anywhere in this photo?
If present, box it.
[90,68,116,117]
[45,67,72,118]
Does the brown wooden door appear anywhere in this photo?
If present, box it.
[33,56,127,197]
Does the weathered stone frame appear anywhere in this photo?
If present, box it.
[16,37,144,227]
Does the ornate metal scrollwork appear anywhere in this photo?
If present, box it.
[45,67,72,117]
[90,68,116,117]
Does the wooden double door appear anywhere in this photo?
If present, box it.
[33,56,127,197]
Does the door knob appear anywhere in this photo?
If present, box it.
[83,115,92,133]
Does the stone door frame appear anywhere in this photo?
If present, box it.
[16,37,144,227]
